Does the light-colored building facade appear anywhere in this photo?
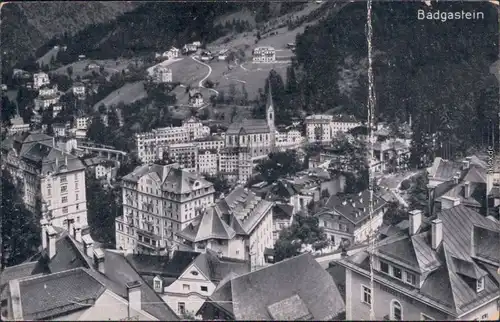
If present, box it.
[0,133,88,228]
[72,82,86,97]
[252,46,276,63]
[160,143,198,173]
[198,149,218,175]
[135,117,210,163]
[8,114,30,135]
[305,114,361,143]
[75,116,91,130]
[339,205,500,321]
[151,66,173,83]
[116,163,215,254]
[177,187,274,270]
[33,72,50,89]
[275,129,305,150]
[315,190,387,250]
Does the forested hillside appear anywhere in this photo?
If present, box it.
[0,1,140,69]
[292,1,499,162]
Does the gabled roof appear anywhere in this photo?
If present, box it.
[190,250,249,283]
[427,157,463,181]
[123,163,212,194]
[226,119,270,135]
[343,205,500,317]
[125,251,200,277]
[14,268,106,320]
[320,190,386,225]
[177,207,236,242]
[201,253,345,320]
[273,203,293,220]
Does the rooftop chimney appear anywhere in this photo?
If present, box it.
[46,225,57,259]
[55,157,59,169]
[126,281,142,315]
[453,171,461,184]
[41,218,49,249]
[431,219,443,250]
[408,210,422,235]
[441,196,461,210]
[93,248,105,274]
[82,235,94,258]
[73,223,82,243]
[464,181,471,199]
[462,159,470,170]
[65,155,68,166]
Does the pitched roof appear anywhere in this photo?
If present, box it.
[273,203,293,220]
[190,250,249,283]
[123,163,212,194]
[15,268,106,320]
[125,251,200,277]
[321,190,387,225]
[202,253,345,320]
[226,119,270,135]
[343,205,500,317]
[177,207,236,242]
[427,157,463,182]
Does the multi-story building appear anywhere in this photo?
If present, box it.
[272,203,294,242]
[34,89,61,111]
[218,147,252,184]
[8,112,30,135]
[162,47,180,59]
[275,129,305,150]
[252,46,276,63]
[305,114,361,143]
[52,104,62,118]
[198,149,218,175]
[135,117,210,163]
[160,143,198,172]
[151,66,173,83]
[177,186,274,270]
[75,116,91,130]
[1,132,88,227]
[72,82,86,98]
[116,163,215,254]
[315,190,387,249]
[339,204,500,321]
[188,90,204,108]
[52,122,69,137]
[33,72,50,89]
[192,136,225,151]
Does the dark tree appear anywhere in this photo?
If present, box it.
[1,170,41,268]
[204,174,231,199]
[87,115,108,143]
[66,66,73,78]
[274,215,328,262]
[256,150,304,184]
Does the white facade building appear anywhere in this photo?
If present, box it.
[116,163,215,254]
[33,72,50,89]
[197,149,218,175]
[252,46,276,63]
[151,66,173,83]
[135,117,210,163]
[76,116,91,130]
[72,82,86,97]
[8,113,30,135]
[305,114,361,143]
[275,129,305,150]
[1,133,88,228]
[177,186,274,270]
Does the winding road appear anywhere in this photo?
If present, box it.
[191,56,219,96]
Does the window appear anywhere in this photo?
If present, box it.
[390,300,402,321]
[182,284,190,291]
[61,185,68,193]
[60,175,67,183]
[481,314,488,320]
[75,182,79,190]
[178,302,185,315]
[380,261,389,274]
[201,286,208,292]
[420,313,434,321]
[62,196,68,204]
[62,207,68,214]
[154,280,161,290]
[393,266,402,280]
[405,271,416,285]
[191,271,199,276]
[361,285,371,305]
[476,277,484,292]
[47,188,52,196]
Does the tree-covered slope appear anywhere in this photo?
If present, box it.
[294,0,499,159]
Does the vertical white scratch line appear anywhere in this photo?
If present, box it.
[366,0,376,320]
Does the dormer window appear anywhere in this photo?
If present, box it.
[476,277,484,292]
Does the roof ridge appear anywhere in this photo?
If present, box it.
[442,246,460,314]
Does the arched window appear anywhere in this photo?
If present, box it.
[390,300,403,321]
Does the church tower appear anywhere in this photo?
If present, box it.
[266,81,276,149]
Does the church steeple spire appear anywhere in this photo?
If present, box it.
[267,80,273,109]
